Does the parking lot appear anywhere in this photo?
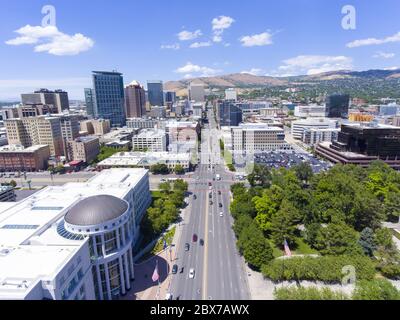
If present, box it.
[254,150,332,173]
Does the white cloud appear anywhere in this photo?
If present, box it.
[212,16,235,31]
[373,51,395,59]
[240,32,273,47]
[212,15,234,43]
[190,41,212,48]
[177,29,202,41]
[347,31,400,48]
[241,68,263,76]
[383,66,399,71]
[276,55,353,76]
[161,43,180,50]
[175,62,221,77]
[5,25,94,56]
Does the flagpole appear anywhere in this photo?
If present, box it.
[157,259,160,300]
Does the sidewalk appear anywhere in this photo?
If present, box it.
[122,195,190,300]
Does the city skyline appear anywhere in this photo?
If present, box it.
[0,0,400,100]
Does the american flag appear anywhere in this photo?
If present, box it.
[284,239,292,257]
[152,261,160,282]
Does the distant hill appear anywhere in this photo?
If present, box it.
[165,69,400,94]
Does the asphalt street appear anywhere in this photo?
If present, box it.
[170,108,250,300]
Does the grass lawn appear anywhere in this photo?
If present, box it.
[269,237,318,258]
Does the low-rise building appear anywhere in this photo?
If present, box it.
[67,136,100,163]
[0,145,50,172]
[97,152,192,171]
[291,118,337,140]
[302,128,340,146]
[126,118,159,130]
[132,129,167,152]
[294,105,326,118]
[232,123,291,154]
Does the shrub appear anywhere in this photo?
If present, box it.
[353,279,400,300]
[274,286,349,300]
[262,255,376,283]
[380,264,400,280]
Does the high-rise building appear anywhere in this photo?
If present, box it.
[325,94,350,118]
[84,88,95,118]
[147,81,164,107]
[21,89,69,113]
[188,83,205,102]
[92,71,126,127]
[225,88,237,101]
[124,81,146,118]
[164,91,176,105]
[53,90,70,113]
[217,100,243,127]
[5,116,64,156]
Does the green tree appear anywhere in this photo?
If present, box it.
[314,222,362,256]
[253,185,284,232]
[358,227,376,257]
[238,222,273,269]
[174,165,185,175]
[159,182,171,194]
[270,199,299,247]
[173,179,188,193]
[150,164,170,175]
[293,162,314,183]
[303,223,322,247]
[247,164,272,188]
[353,279,400,300]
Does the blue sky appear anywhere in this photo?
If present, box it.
[0,0,400,100]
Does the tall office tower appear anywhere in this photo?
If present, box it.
[92,71,126,127]
[147,81,164,106]
[188,83,205,102]
[326,94,350,118]
[53,90,70,113]
[84,88,95,118]
[217,100,243,127]
[21,89,69,113]
[5,116,64,156]
[21,89,55,106]
[225,88,237,101]
[164,91,176,105]
[124,81,146,118]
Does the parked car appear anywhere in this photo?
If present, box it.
[189,268,195,279]
[165,293,173,300]
[172,264,178,274]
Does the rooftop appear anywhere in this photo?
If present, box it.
[0,145,49,153]
[0,168,148,297]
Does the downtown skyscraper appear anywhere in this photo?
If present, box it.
[147,80,164,106]
[124,81,146,118]
[92,71,126,127]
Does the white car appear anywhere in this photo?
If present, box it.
[220,212,224,217]
[165,293,173,300]
[189,268,195,279]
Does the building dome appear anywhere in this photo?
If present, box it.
[65,195,128,226]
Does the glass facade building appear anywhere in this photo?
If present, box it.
[92,71,126,127]
[326,94,350,118]
[147,81,164,106]
[84,88,95,118]
[217,100,243,127]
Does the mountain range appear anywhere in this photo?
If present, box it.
[164,69,400,95]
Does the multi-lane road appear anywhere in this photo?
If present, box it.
[170,109,250,300]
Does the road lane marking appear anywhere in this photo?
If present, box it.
[202,169,210,301]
